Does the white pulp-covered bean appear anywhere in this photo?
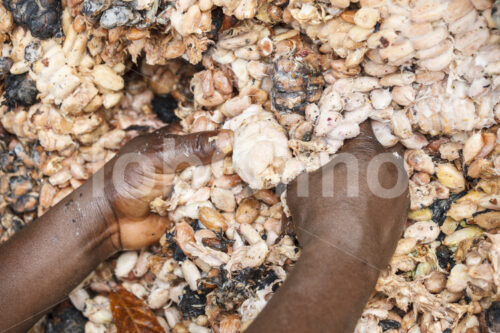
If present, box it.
[115,251,138,278]
[223,105,292,189]
[182,259,201,291]
[370,89,391,109]
[403,221,440,243]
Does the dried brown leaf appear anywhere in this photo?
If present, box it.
[109,286,165,333]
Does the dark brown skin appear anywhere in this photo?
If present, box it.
[0,121,409,333]
[0,127,233,333]
[246,121,409,333]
